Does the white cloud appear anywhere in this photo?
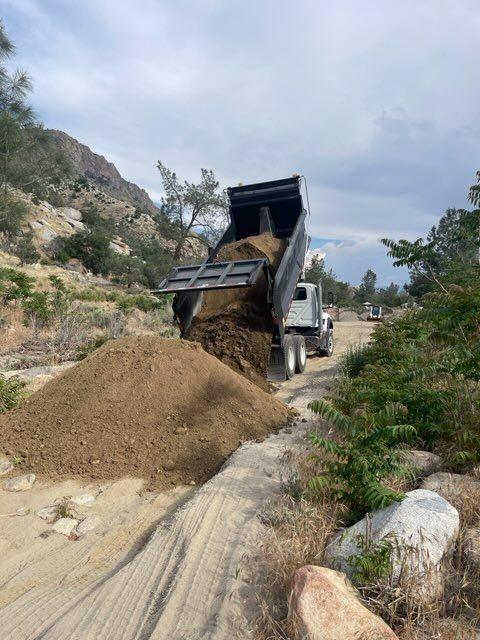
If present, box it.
[2,0,479,285]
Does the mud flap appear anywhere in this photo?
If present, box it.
[267,345,286,382]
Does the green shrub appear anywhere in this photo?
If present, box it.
[0,267,35,301]
[339,343,373,379]
[59,230,113,276]
[76,336,108,359]
[71,287,108,303]
[347,533,397,585]
[21,291,53,332]
[0,192,28,237]
[115,292,164,313]
[11,231,40,264]
[108,253,148,287]
[308,398,415,522]
[0,375,25,412]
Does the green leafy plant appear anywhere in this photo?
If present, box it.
[21,290,53,333]
[280,472,305,502]
[76,336,108,359]
[0,267,35,301]
[339,343,373,379]
[308,399,416,521]
[347,531,397,585]
[53,497,76,520]
[0,375,25,413]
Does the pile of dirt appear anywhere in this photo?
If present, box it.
[0,336,290,489]
[188,233,286,389]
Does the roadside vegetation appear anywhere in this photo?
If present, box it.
[0,266,174,371]
[255,174,480,639]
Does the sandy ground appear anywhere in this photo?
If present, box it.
[0,321,372,639]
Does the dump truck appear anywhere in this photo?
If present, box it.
[154,176,334,381]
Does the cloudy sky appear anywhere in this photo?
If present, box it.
[3,1,478,285]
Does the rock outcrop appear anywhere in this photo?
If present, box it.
[47,129,159,215]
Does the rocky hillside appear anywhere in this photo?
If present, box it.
[46,130,159,216]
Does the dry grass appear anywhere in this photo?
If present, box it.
[0,298,177,372]
[353,479,480,638]
[251,449,480,640]
[251,450,345,639]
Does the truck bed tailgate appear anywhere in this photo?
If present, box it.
[153,258,267,293]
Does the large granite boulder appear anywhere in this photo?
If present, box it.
[325,489,459,603]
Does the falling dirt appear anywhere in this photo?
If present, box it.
[0,336,290,489]
[188,233,286,389]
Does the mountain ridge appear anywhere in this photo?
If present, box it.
[46,129,159,216]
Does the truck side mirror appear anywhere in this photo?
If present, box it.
[327,292,334,307]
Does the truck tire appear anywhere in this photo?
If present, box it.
[320,329,334,357]
[293,335,307,373]
[283,335,296,379]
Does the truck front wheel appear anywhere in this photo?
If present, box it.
[293,335,307,373]
[283,335,296,379]
[320,330,334,357]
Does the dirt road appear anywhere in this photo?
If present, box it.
[0,321,372,639]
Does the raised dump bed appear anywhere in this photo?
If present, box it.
[155,177,334,383]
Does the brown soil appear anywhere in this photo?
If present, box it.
[0,336,290,489]
[188,234,286,389]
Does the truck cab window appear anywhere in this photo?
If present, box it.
[293,287,307,301]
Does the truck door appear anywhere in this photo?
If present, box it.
[286,285,317,328]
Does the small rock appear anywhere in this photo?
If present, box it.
[0,458,13,476]
[163,459,175,471]
[89,458,100,465]
[5,474,36,492]
[37,506,57,523]
[52,517,79,537]
[189,480,196,486]
[173,427,187,435]
[75,516,100,537]
[70,493,96,507]
[325,489,459,604]
[237,356,252,372]
[402,450,442,478]
[291,565,398,640]
[301,418,308,423]
[16,506,30,516]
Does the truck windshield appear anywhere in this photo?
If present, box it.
[293,287,307,301]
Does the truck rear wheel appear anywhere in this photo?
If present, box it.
[293,335,306,373]
[283,335,296,379]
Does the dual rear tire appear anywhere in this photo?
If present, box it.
[283,335,307,379]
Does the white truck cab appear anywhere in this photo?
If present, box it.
[286,282,334,356]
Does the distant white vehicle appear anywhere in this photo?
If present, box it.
[367,305,383,322]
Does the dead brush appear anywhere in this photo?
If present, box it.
[355,515,480,639]
[47,304,92,362]
[252,448,345,640]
